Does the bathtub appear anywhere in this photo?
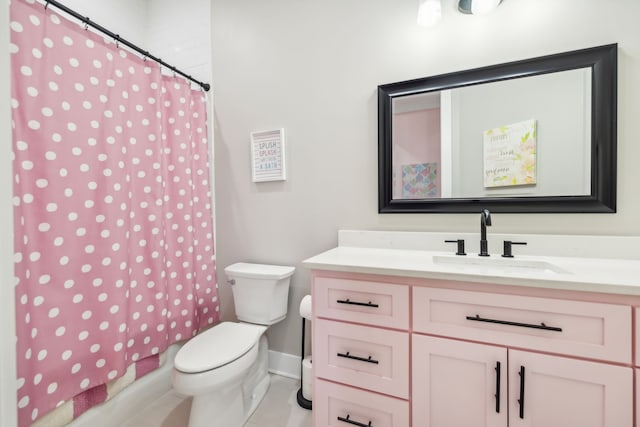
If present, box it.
[31,344,183,427]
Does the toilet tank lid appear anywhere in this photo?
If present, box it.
[174,322,267,373]
[224,262,295,280]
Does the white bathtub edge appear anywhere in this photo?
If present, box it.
[68,343,183,427]
[68,346,298,427]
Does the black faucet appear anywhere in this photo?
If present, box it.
[479,209,492,256]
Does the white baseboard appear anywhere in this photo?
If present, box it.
[268,350,301,380]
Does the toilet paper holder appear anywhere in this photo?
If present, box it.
[297,295,312,410]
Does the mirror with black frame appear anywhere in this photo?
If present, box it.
[378,44,617,213]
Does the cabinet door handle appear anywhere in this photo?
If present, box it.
[518,365,526,419]
[337,414,373,427]
[466,314,562,332]
[337,351,379,364]
[495,361,501,413]
[336,298,379,308]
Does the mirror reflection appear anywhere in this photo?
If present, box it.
[392,68,592,200]
[378,44,617,213]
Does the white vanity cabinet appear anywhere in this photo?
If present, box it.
[413,336,632,427]
[312,275,410,427]
[412,287,633,426]
[311,271,635,427]
[412,286,633,427]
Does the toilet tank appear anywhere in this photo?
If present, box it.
[224,262,295,325]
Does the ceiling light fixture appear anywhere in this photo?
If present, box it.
[457,0,502,15]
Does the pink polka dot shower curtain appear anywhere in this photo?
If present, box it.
[10,1,219,425]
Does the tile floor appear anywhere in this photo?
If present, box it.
[120,374,312,427]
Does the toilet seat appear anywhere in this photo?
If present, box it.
[174,322,267,373]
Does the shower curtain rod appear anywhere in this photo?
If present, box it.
[41,0,211,92]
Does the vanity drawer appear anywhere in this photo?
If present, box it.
[413,287,631,363]
[313,276,409,330]
[314,319,409,399]
[315,379,409,427]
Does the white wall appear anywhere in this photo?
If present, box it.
[146,0,211,84]
[212,0,640,355]
[59,0,147,46]
[56,0,211,84]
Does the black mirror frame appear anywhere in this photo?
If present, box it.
[378,44,617,214]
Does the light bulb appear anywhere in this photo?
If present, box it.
[471,0,502,15]
[417,0,442,27]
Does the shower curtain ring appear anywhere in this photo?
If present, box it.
[44,1,49,10]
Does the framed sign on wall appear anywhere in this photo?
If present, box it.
[483,119,537,188]
[250,128,286,182]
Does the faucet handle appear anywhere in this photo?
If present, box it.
[445,239,466,256]
[502,241,527,258]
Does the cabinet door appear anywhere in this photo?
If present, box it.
[412,335,507,427]
[509,350,632,427]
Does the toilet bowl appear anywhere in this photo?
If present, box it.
[172,322,268,426]
[171,262,295,427]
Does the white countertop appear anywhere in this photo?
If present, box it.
[303,230,640,296]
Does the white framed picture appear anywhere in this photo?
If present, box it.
[250,128,286,182]
[483,119,537,188]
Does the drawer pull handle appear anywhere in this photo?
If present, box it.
[337,351,379,365]
[495,361,501,413]
[338,414,373,427]
[466,314,562,332]
[336,298,379,308]
[518,365,526,419]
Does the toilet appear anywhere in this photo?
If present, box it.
[171,262,295,427]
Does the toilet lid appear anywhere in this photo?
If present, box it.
[224,262,295,280]
[174,322,266,373]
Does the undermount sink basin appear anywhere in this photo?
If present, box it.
[432,254,570,275]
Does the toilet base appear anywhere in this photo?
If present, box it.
[241,334,270,422]
[244,372,270,422]
[184,334,270,427]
